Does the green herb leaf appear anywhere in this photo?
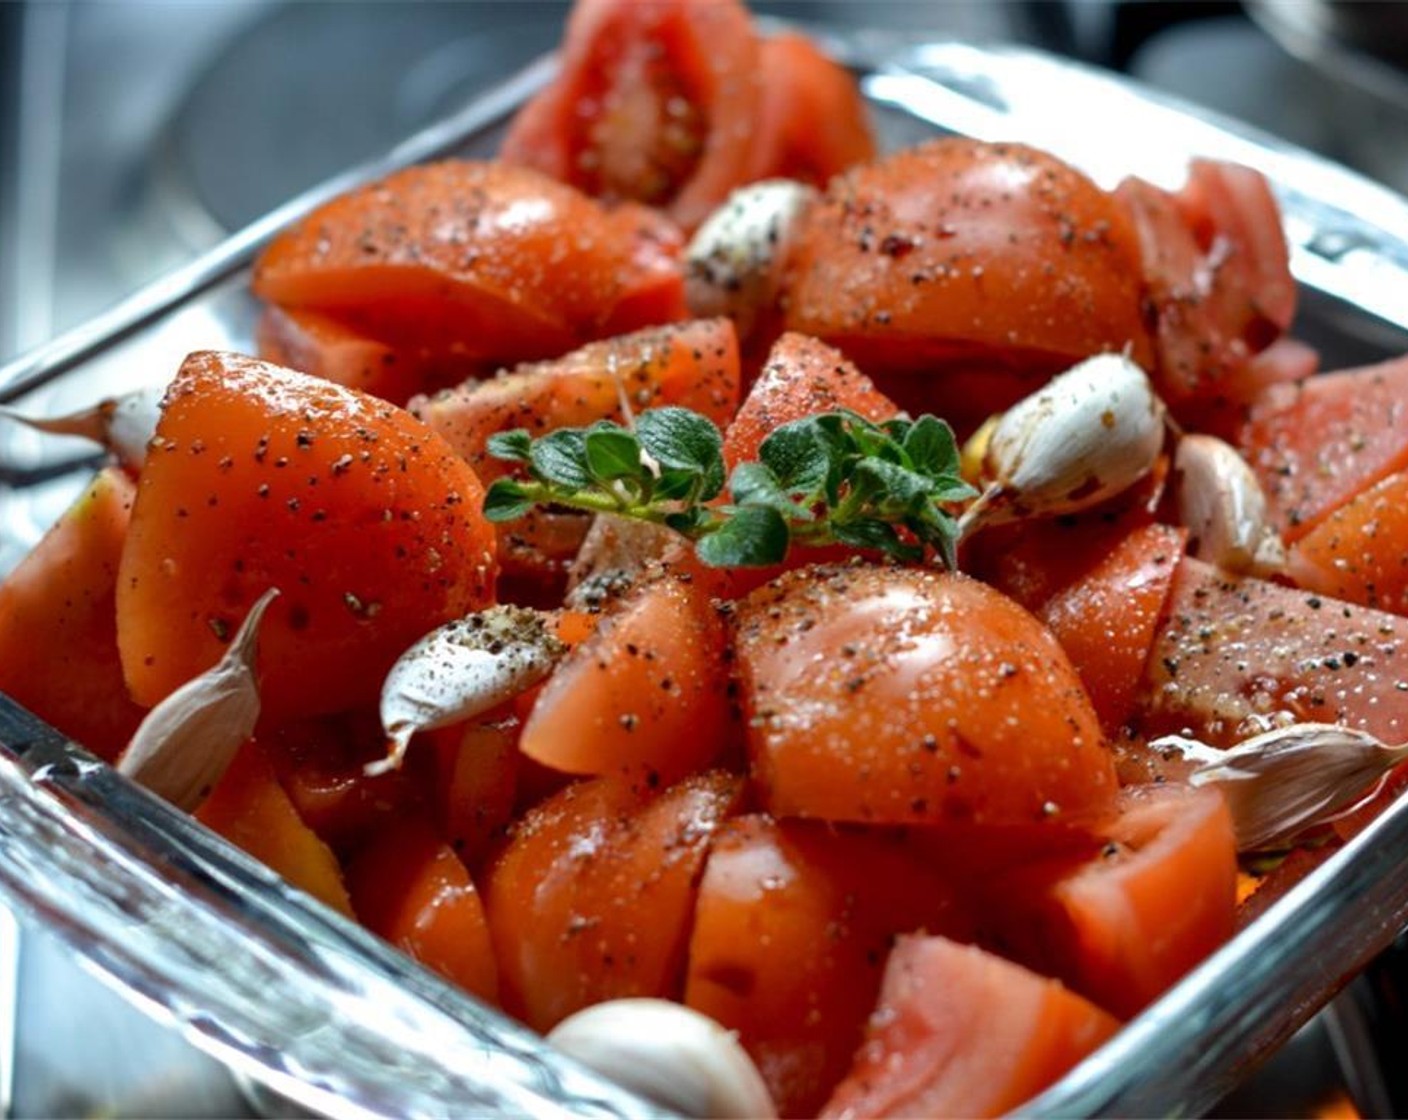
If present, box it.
[585,426,642,483]
[729,461,809,519]
[903,415,961,479]
[486,429,533,464]
[759,419,831,495]
[832,518,922,562]
[529,429,592,490]
[696,505,790,568]
[483,479,536,522]
[637,408,726,501]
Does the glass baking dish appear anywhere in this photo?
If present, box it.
[3,34,1408,1119]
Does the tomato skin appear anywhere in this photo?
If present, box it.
[196,741,353,917]
[253,161,685,364]
[1237,353,1408,542]
[501,0,760,232]
[977,784,1236,1019]
[684,815,973,1118]
[732,565,1118,828]
[744,32,876,187]
[0,467,144,761]
[484,770,743,1032]
[783,139,1152,421]
[820,935,1120,1120]
[345,816,498,1003]
[723,331,899,471]
[520,575,734,784]
[117,352,497,723]
[1139,557,1408,747]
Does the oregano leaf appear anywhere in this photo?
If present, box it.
[696,505,790,567]
[584,426,642,483]
[483,479,536,522]
[529,428,592,490]
[486,429,533,464]
[637,407,725,500]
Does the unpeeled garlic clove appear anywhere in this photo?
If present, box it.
[0,382,165,469]
[117,588,278,811]
[958,353,1166,538]
[685,179,817,338]
[1153,723,1408,851]
[547,999,777,1119]
[369,605,567,776]
[1173,433,1285,577]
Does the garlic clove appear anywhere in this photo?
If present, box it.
[369,605,567,776]
[1173,433,1286,577]
[117,588,278,811]
[958,353,1166,539]
[547,998,777,1119]
[0,382,165,469]
[1153,723,1408,851]
[685,179,817,339]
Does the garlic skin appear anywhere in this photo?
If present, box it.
[370,605,566,776]
[117,588,278,811]
[547,999,777,1119]
[0,382,165,469]
[1173,433,1285,577]
[1154,723,1408,851]
[685,179,817,338]
[958,353,1165,538]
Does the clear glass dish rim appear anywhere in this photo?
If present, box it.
[2,34,1408,1119]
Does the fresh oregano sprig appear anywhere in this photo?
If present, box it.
[482,405,976,569]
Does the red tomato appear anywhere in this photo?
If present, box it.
[196,741,353,917]
[252,161,686,364]
[820,935,1120,1119]
[783,139,1152,430]
[1139,557,1408,747]
[723,331,899,471]
[744,32,877,186]
[684,815,973,1118]
[255,304,438,406]
[978,785,1237,1019]
[0,467,144,761]
[732,565,1118,827]
[1288,469,1408,616]
[520,575,734,784]
[500,0,759,232]
[116,352,497,723]
[421,714,521,871]
[1117,162,1294,421]
[1237,353,1408,542]
[345,816,498,1003]
[484,770,743,1032]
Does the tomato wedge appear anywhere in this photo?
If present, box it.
[500,0,760,232]
[116,352,497,722]
[345,815,498,1002]
[255,305,435,406]
[978,784,1237,1018]
[820,935,1120,1120]
[484,770,743,1031]
[684,815,973,1118]
[1288,469,1408,616]
[733,565,1118,828]
[0,467,144,761]
[520,575,734,784]
[253,161,686,364]
[783,139,1151,429]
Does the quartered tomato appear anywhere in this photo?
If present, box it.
[783,139,1151,431]
[500,0,760,232]
[732,565,1119,828]
[253,161,686,365]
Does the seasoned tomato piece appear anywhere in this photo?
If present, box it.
[684,815,972,1118]
[484,770,743,1032]
[783,139,1151,429]
[520,575,734,784]
[1237,353,1408,542]
[345,816,498,1003]
[978,784,1236,1019]
[253,161,685,364]
[820,936,1119,1120]
[117,352,497,723]
[732,565,1118,828]
[0,467,144,761]
[1288,470,1408,617]
[500,0,759,231]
